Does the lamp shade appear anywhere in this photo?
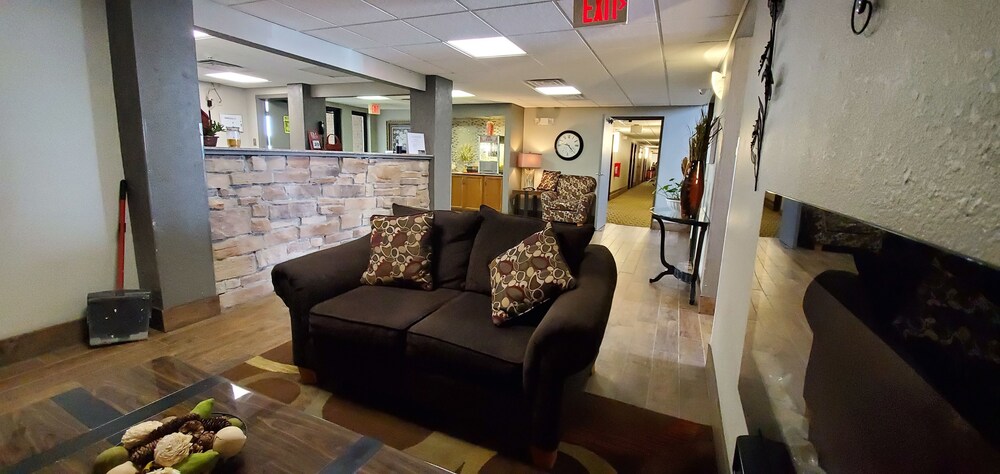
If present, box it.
[517,152,542,168]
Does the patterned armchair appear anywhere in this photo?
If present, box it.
[541,174,597,225]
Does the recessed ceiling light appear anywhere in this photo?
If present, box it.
[205,72,268,84]
[535,86,581,96]
[452,90,474,98]
[357,95,390,101]
[446,37,525,58]
[193,30,212,40]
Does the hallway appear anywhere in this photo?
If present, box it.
[607,180,656,227]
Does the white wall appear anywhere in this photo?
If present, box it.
[199,81,258,147]
[610,133,634,192]
[0,0,139,339]
[655,106,707,209]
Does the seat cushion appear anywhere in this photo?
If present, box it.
[465,206,594,294]
[310,286,461,354]
[393,204,482,290]
[544,196,581,210]
[407,292,537,388]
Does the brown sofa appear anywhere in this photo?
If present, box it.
[271,205,617,464]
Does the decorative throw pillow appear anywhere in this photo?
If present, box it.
[489,224,575,326]
[536,170,561,191]
[361,213,434,290]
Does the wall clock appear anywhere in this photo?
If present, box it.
[554,130,583,161]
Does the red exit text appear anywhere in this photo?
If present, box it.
[574,0,629,27]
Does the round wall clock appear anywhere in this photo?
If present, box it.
[554,130,583,161]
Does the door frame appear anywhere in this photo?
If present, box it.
[597,116,666,228]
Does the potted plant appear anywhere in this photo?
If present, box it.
[456,143,478,173]
[656,177,682,213]
[203,120,224,147]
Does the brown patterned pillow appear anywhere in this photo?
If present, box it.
[361,213,434,290]
[489,224,575,326]
[536,170,561,191]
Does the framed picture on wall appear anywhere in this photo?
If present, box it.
[386,121,410,151]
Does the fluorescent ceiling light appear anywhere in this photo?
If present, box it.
[357,95,390,100]
[205,72,268,84]
[535,86,581,96]
[452,90,474,98]
[193,30,212,40]
[447,37,525,58]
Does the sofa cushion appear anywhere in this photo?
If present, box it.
[310,286,461,353]
[361,213,434,290]
[407,292,536,387]
[465,206,594,294]
[544,196,582,210]
[393,204,482,290]
[490,224,576,326]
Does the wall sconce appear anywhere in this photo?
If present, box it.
[516,152,542,190]
[711,71,726,99]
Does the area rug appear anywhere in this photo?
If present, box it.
[221,342,716,473]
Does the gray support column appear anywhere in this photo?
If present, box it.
[410,75,452,210]
[287,83,326,150]
[106,0,219,331]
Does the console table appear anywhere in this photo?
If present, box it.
[510,189,543,218]
[649,206,709,305]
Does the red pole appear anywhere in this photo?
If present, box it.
[116,180,127,290]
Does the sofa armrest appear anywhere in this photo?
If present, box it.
[271,234,371,366]
[522,245,616,448]
[524,244,616,387]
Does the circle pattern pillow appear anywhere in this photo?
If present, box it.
[489,224,576,326]
[361,213,434,290]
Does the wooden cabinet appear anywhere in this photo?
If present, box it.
[452,173,503,211]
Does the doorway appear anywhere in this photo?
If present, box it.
[604,117,664,227]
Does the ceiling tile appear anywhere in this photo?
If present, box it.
[233,0,333,31]
[346,20,439,46]
[659,0,743,19]
[459,0,540,9]
[277,0,393,26]
[365,0,467,18]
[579,20,661,51]
[666,60,714,105]
[661,14,737,44]
[395,42,471,62]
[615,66,670,105]
[476,2,572,36]
[306,27,381,49]
[356,46,416,64]
[405,11,498,41]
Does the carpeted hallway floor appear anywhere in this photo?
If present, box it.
[607,180,655,227]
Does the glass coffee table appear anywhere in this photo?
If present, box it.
[650,206,710,305]
[0,357,446,473]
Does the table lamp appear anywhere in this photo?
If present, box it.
[517,152,542,190]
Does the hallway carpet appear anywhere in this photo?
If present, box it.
[223,342,716,473]
[607,180,655,227]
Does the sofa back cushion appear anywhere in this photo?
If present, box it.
[465,206,594,295]
[556,174,597,197]
[393,204,482,290]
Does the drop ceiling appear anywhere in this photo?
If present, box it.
[207,0,742,107]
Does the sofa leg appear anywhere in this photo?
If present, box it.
[530,446,558,470]
[298,367,318,385]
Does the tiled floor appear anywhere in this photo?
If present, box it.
[586,223,716,425]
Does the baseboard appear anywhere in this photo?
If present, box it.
[705,345,729,474]
[158,296,221,332]
[609,187,628,199]
[699,295,716,315]
[0,318,87,367]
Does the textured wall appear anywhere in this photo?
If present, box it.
[204,154,429,307]
[451,117,505,169]
[763,0,1000,266]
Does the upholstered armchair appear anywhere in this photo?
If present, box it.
[541,174,597,225]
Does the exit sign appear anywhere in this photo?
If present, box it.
[368,103,381,115]
[574,0,628,28]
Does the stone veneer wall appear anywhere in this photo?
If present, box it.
[204,153,430,308]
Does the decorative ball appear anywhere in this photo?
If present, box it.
[106,461,138,474]
[93,446,130,474]
[146,469,180,474]
[153,432,192,467]
[121,420,162,449]
[212,426,247,458]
